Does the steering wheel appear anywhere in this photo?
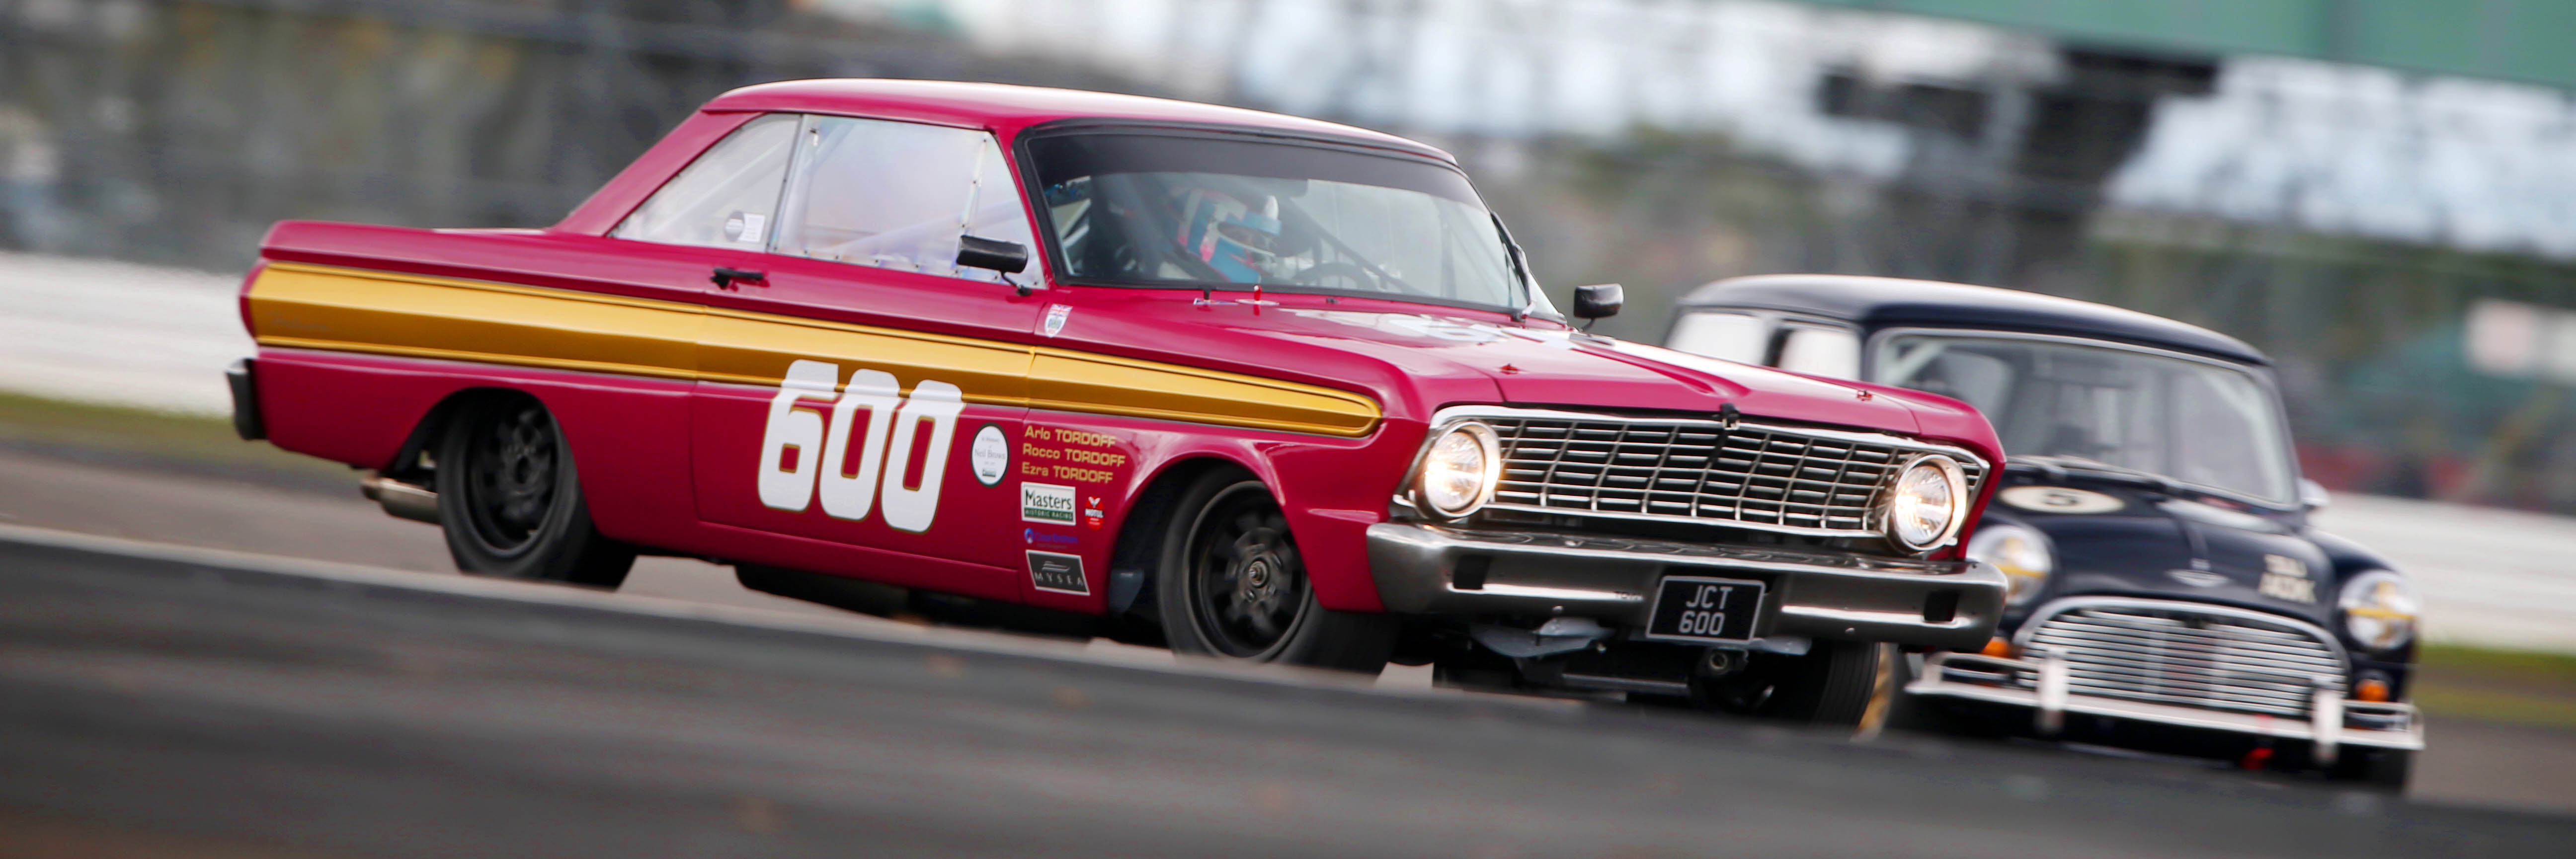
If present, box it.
[1288,261,1382,292]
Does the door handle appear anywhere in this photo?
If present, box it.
[711,267,767,290]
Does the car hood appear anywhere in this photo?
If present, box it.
[1253,307,1929,431]
[1991,477,2340,629]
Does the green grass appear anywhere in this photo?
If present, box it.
[2421,644,2576,686]
[2415,644,2576,731]
[0,390,355,489]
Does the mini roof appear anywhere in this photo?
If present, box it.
[1678,275,2267,365]
[704,79,1449,160]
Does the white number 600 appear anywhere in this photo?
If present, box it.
[755,359,964,533]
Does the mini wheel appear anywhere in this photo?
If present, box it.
[1155,469,1394,672]
[434,395,634,587]
[2328,747,2413,790]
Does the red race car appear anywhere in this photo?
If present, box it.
[228,80,2006,722]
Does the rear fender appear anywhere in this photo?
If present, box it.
[253,350,695,550]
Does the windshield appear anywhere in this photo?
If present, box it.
[1875,334,2297,504]
[1025,132,1527,311]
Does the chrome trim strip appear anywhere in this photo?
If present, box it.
[1430,404,1986,461]
[1777,605,1980,630]
[1404,525,1975,577]
[1909,653,2423,751]
[1474,582,1647,604]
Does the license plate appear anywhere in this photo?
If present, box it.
[1645,575,1765,643]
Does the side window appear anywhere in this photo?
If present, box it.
[612,114,798,248]
[1666,312,1770,364]
[1777,325,1862,379]
[777,116,1034,282]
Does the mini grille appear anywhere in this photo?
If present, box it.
[1483,417,1982,537]
[2020,604,2345,718]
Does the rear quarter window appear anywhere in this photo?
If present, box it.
[611,114,799,249]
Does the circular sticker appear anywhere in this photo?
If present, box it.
[969,424,1009,486]
[1999,485,2124,515]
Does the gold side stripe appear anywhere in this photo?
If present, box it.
[256,337,704,383]
[250,262,1382,437]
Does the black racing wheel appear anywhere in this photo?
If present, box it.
[1155,469,1394,672]
[434,395,634,588]
[1697,639,1895,727]
[2328,747,2413,790]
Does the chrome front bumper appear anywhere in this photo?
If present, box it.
[1908,652,2426,760]
[1365,523,2006,651]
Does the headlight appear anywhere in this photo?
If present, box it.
[1879,455,1968,552]
[1415,422,1500,518]
[1965,523,2053,607]
[2339,570,2420,652]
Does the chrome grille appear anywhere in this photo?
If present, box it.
[2019,602,2346,718]
[1483,415,1983,537]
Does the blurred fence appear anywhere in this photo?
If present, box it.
[4,0,2576,514]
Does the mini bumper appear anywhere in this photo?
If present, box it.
[1365,523,2006,651]
[1907,652,2425,758]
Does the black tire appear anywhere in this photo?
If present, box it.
[1429,646,1523,691]
[1154,470,1394,673]
[434,396,634,588]
[2327,747,2413,790]
[1701,640,1894,727]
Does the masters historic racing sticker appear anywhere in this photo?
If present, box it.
[1022,482,1077,524]
[1026,550,1089,595]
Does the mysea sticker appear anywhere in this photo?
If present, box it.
[1021,482,1077,524]
[1027,550,1089,594]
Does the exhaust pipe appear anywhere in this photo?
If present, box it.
[360,473,441,524]
[1698,647,1744,678]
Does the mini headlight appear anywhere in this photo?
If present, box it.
[1880,455,1968,552]
[2339,570,2420,652]
[1416,422,1500,517]
[1965,523,2053,607]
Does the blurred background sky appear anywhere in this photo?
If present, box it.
[4,0,2576,515]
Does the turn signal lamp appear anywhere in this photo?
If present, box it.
[2355,678,2392,703]
[1980,637,2016,659]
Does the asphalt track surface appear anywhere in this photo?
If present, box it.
[5,526,2575,858]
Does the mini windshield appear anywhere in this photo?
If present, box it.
[1025,132,1527,311]
[1875,334,2297,504]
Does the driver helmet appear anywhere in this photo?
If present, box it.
[1175,187,1285,283]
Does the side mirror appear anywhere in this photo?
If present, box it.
[1573,283,1623,323]
[2299,478,2331,513]
[956,235,1029,274]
